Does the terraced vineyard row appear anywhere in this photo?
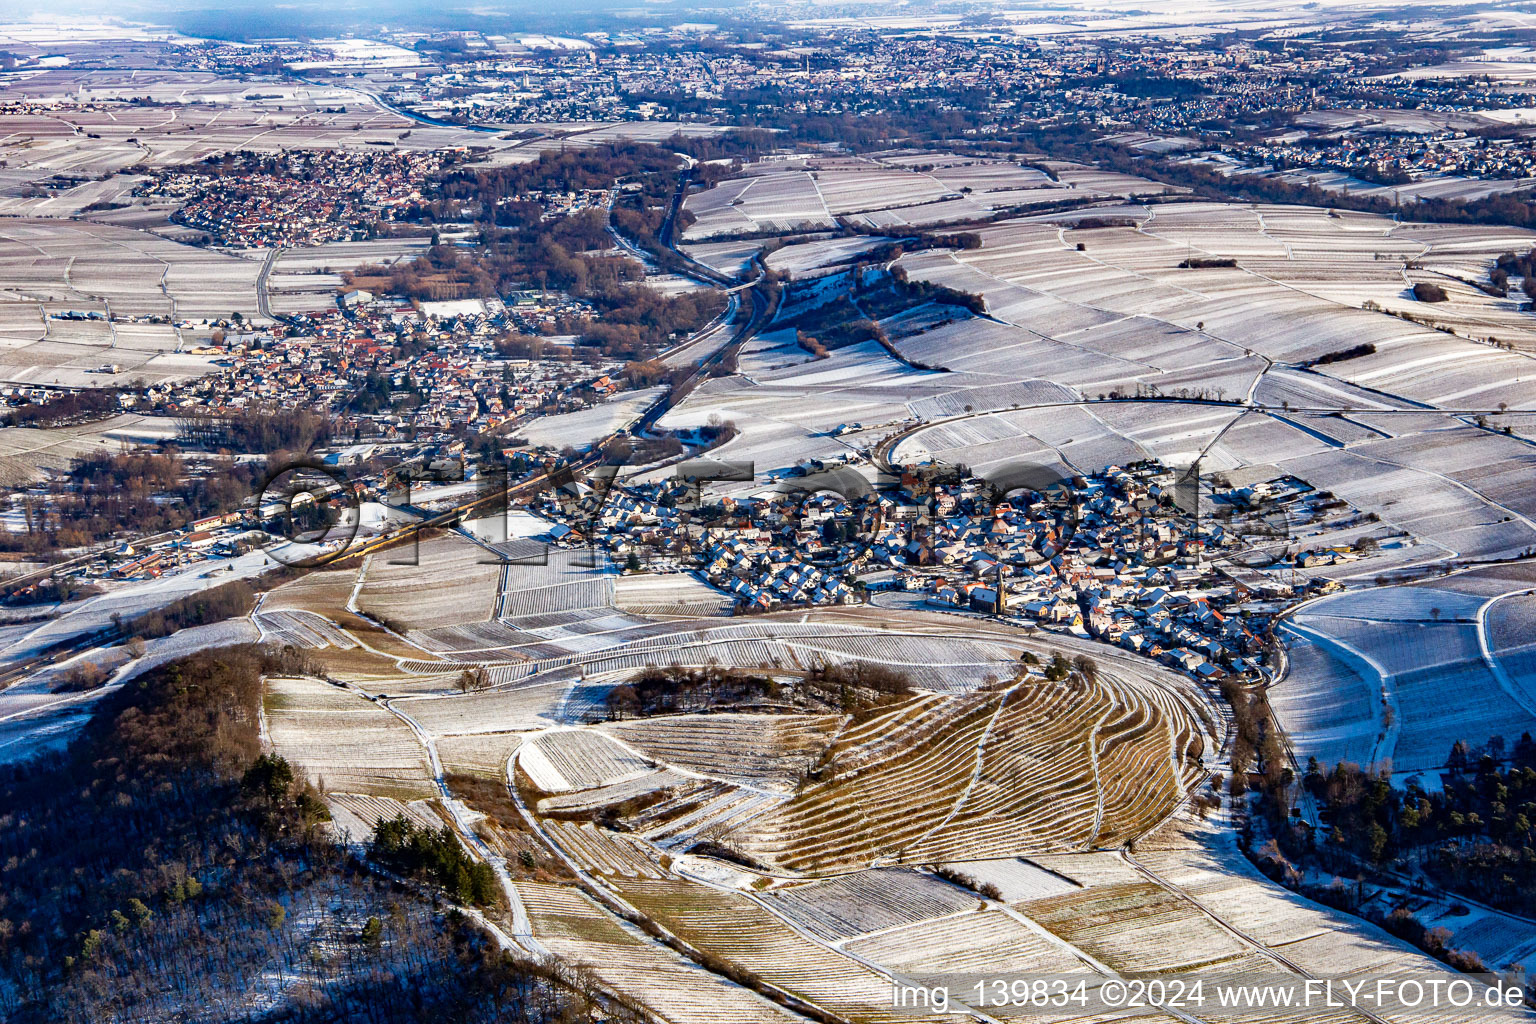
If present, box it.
[632,784,785,849]
[538,767,694,815]
[607,713,841,791]
[546,821,666,878]
[255,608,359,649]
[498,578,616,618]
[902,681,1111,862]
[1024,879,1251,975]
[395,658,543,684]
[844,905,1085,975]
[728,692,1004,871]
[521,729,654,792]
[355,539,501,630]
[762,868,979,942]
[396,682,567,735]
[327,793,443,844]
[724,675,1205,872]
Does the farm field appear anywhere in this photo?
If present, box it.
[254,608,360,649]
[0,223,231,385]
[1276,568,1536,777]
[1490,594,1536,700]
[354,538,502,630]
[433,731,526,779]
[682,154,1177,240]
[614,875,953,1024]
[1125,815,1536,1020]
[843,903,1097,1000]
[327,793,444,844]
[0,217,261,317]
[680,238,762,277]
[260,567,361,617]
[763,235,896,277]
[260,568,454,678]
[306,603,1065,709]
[515,881,799,1024]
[760,867,980,941]
[520,728,654,792]
[495,548,618,618]
[536,767,694,816]
[25,532,1512,1020]
[736,329,819,374]
[0,413,157,485]
[523,802,1532,1024]
[562,621,1034,694]
[518,385,665,451]
[613,572,735,617]
[394,681,567,735]
[288,598,1242,1009]
[606,712,839,791]
[233,583,1517,1024]
[256,238,429,313]
[0,546,297,664]
[263,674,435,800]
[13,530,1516,1024]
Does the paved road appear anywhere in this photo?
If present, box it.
[254,246,281,319]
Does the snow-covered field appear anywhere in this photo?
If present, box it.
[612,572,735,616]
[354,535,502,630]
[519,728,654,792]
[682,154,1176,240]
[264,675,435,799]
[1275,564,1536,777]
[518,386,665,451]
[607,712,838,791]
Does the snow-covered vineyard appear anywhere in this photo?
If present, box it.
[1273,562,1536,779]
[210,537,1534,1024]
[672,167,1536,572]
[9,134,1536,1023]
[679,153,1177,240]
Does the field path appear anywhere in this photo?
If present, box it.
[1475,588,1536,719]
[1084,696,1117,849]
[376,692,548,956]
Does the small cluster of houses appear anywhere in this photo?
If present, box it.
[701,538,855,608]
[79,511,257,584]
